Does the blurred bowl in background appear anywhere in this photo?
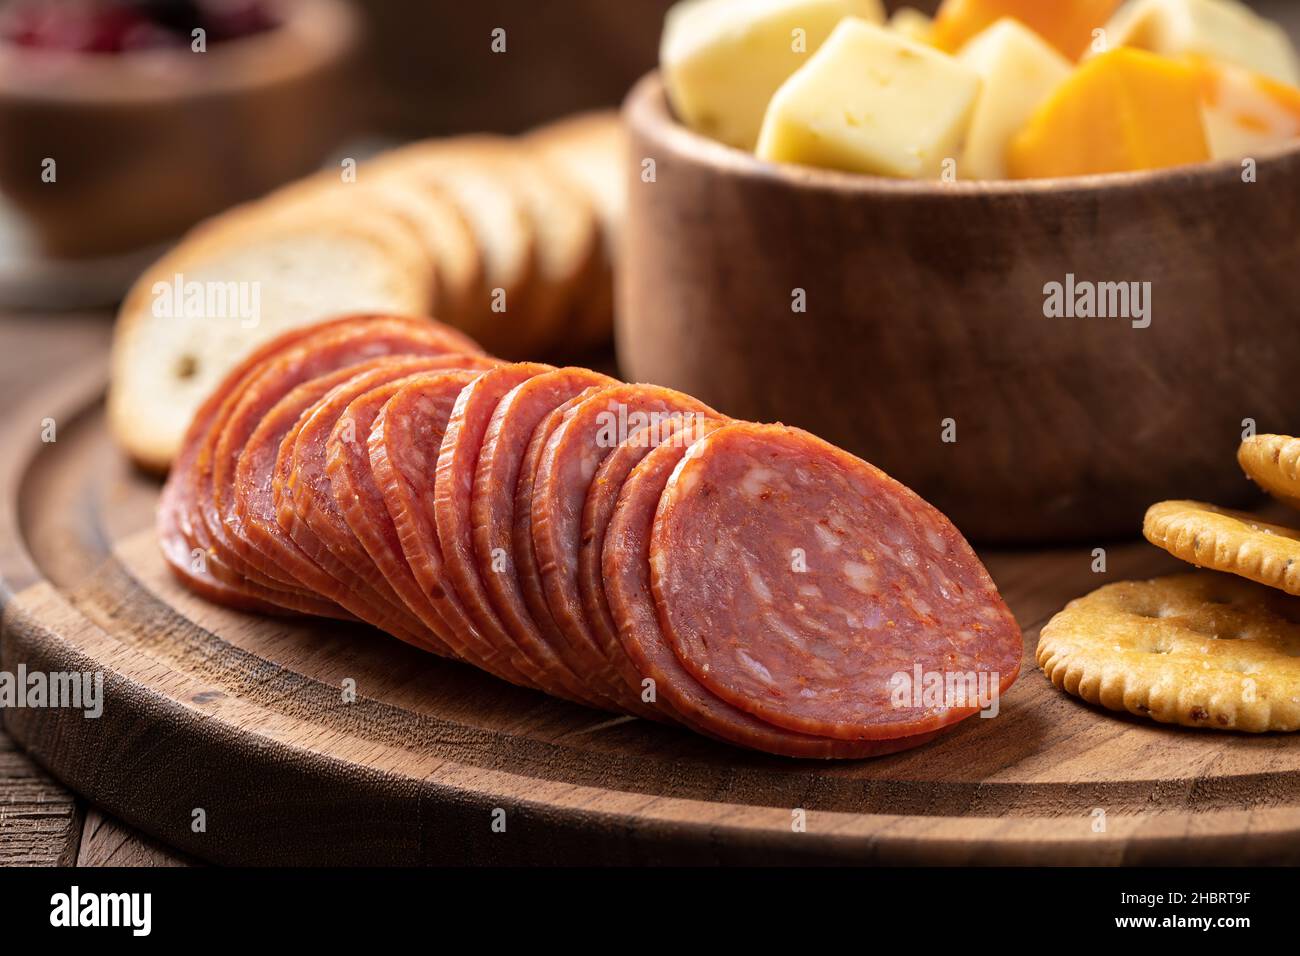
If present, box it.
[0,0,359,260]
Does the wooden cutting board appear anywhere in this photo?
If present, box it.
[3,362,1299,866]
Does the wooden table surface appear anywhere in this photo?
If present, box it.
[0,312,194,866]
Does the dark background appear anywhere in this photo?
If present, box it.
[351,0,942,137]
[350,0,1292,134]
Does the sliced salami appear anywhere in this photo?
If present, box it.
[158,315,469,614]
[194,320,478,622]
[433,363,614,703]
[531,383,717,709]
[326,366,487,656]
[157,312,1022,759]
[509,388,602,676]
[578,415,717,712]
[231,357,427,613]
[274,358,471,652]
[373,368,552,690]
[603,433,939,759]
[471,368,621,708]
[650,423,1023,741]
[210,320,481,601]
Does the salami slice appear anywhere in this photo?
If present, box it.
[326,366,488,657]
[233,355,492,648]
[275,358,472,652]
[211,320,481,596]
[531,383,717,709]
[650,423,1023,741]
[158,315,463,614]
[603,433,939,759]
[578,415,717,712]
[509,388,602,675]
[433,363,615,702]
[373,369,552,690]
[470,368,621,708]
[197,318,479,616]
[231,357,423,610]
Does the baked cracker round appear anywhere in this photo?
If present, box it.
[1037,573,1300,732]
[1143,500,1300,597]
[1239,434,1300,512]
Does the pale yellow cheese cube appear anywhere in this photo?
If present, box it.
[888,7,934,45]
[1101,0,1300,85]
[756,19,983,178]
[661,0,886,150]
[1189,57,1300,160]
[957,18,1073,180]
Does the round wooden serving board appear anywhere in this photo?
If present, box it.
[3,364,1300,866]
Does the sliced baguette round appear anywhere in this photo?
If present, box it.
[527,111,627,250]
[468,140,600,356]
[365,136,538,356]
[263,171,482,328]
[109,202,435,472]
[525,111,628,347]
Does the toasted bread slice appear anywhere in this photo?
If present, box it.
[109,203,435,472]
[468,140,600,356]
[525,111,628,347]
[266,171,483,328]
[365,136,538,355]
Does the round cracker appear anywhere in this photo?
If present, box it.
[1143,500,1300,597]
[1239,434,1300,512]
[1037,572,1300,732]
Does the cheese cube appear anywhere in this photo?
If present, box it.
[661,0,887,150]
[756,19,982,178]
[931,0,1123,60]
[957,19,1073,179]
[888,7,935,45]
[1008,48,1210,177]
[1101,0,1300,85]
[1189,57,1300,160]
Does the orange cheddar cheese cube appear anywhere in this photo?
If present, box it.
[1007,47,1210,178]
[931,0,1122,60]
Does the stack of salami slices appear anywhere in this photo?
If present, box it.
[159,314,1023,758]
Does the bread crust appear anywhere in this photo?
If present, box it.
[109,202,435,472]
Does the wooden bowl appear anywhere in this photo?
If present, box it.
[0,0,358,260]
[619,72,1300,544]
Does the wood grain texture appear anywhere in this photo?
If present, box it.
[3,367,1300,865]
[0,729,81,866]
[0,314,103,869]
[618,73,1300,545]
[75,808,195,868]
[0,313,193,868]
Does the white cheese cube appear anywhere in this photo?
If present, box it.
[1102,0,1300,85]
[957,18,1073,180]
[1193,59,1300,160]
[661,0,887,150]
[756,19,982,178]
